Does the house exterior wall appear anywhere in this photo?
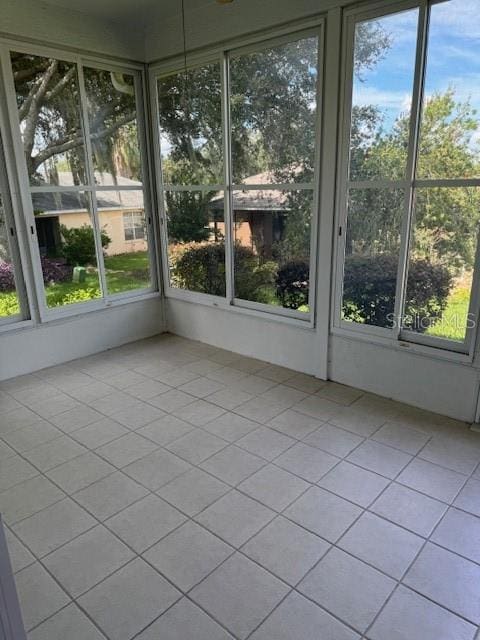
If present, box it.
[57,209,148,256]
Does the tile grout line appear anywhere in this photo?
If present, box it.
[2,340,480,639]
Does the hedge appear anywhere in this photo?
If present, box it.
[342,254,453,330]
[170,242,277,303]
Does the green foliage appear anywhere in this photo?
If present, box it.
[234,245,278,305]
[276,260,309,310]
[60,224,111,266]
[342,254,453,330]
[273,191,312,265]
[165,189,216,244]
[170,242,277,302]
[0,291,20,316]
[354,91,480,270]
[47,286,101,307]
[170,242,226,296]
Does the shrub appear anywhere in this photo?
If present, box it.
[41,257,73,285]
[0,261,15,292]
[170,242,277,303]
[404,259,454,331]
[276,260,309,309]
[0,291,20,316]
[1,258,73,292]
[47,286,101,307]
[342,254,453,330]
[60,224,110,266]
[234,245,277,304]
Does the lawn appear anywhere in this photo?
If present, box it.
[0,251,151,316]
[425,283,471,342]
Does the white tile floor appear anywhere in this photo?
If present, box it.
[1,334,480,640]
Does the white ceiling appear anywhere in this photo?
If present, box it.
[43,0,211,23]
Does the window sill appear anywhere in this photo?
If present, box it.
[0,291,162,336]
[164,287,315,330]
[330,325,476,366]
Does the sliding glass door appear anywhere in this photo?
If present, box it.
[154,26,323,321]
[336,0,480,354]
[9,50,156,316]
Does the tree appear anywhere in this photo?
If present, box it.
[349,90,480,269]
[11,53,139,185]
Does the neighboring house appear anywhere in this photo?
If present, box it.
[209,171,289,258]
[33,172,147,257]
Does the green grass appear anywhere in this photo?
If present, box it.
[0,251,151,316]
[425,284,471,342]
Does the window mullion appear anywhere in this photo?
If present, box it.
[77,63,108,300]
[222,51,234,305]
[393,0,430,339]
[0,138,28,321]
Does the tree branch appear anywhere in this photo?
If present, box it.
[44,66,76,103]
[32,111,136,171]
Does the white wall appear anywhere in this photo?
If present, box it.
[0,297,164,381]
[146,0,333,61]
[329,335,480,423]
[166,298,319,375]
[167,297,480,422]
[1,0,144,60]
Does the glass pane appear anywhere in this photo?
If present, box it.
[166,190,226,296]
[349,9,419,181]
[96,190,151,295]
[157,63,223,185]
[233,189,313,311]
[230,36,319,185]
[31,191,101,308]
[0,193,21,318]
[11,52,86,186]
[341,188,405,328]
[417,0,480,179]
[404,187,480,342]
[83,67,143,187]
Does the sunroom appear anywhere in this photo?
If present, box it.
[1,1,480,639]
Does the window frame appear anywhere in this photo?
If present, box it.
[0,134,30,327]
[333,0,480,357]
[150,20,325,327]
[0,40,159,322]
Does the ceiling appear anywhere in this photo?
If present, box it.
[42,0,212,24]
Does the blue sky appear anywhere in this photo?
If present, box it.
[353,0,480,142]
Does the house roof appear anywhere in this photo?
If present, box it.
[209,170,291,212]
[32,172,144,216]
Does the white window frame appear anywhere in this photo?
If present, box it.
[149,20,324,328]
[0,135,30,328]
[332,0,480,359]
[0,40,159,323]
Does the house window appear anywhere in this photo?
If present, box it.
[9,52,154,314]
[154,27,322,319]
[336,0,480,353]
[123,211,145,241]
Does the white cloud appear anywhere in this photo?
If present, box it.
[353,86,412,111]
[430,0,480,40]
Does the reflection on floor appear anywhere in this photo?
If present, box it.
[1,334,479,640]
